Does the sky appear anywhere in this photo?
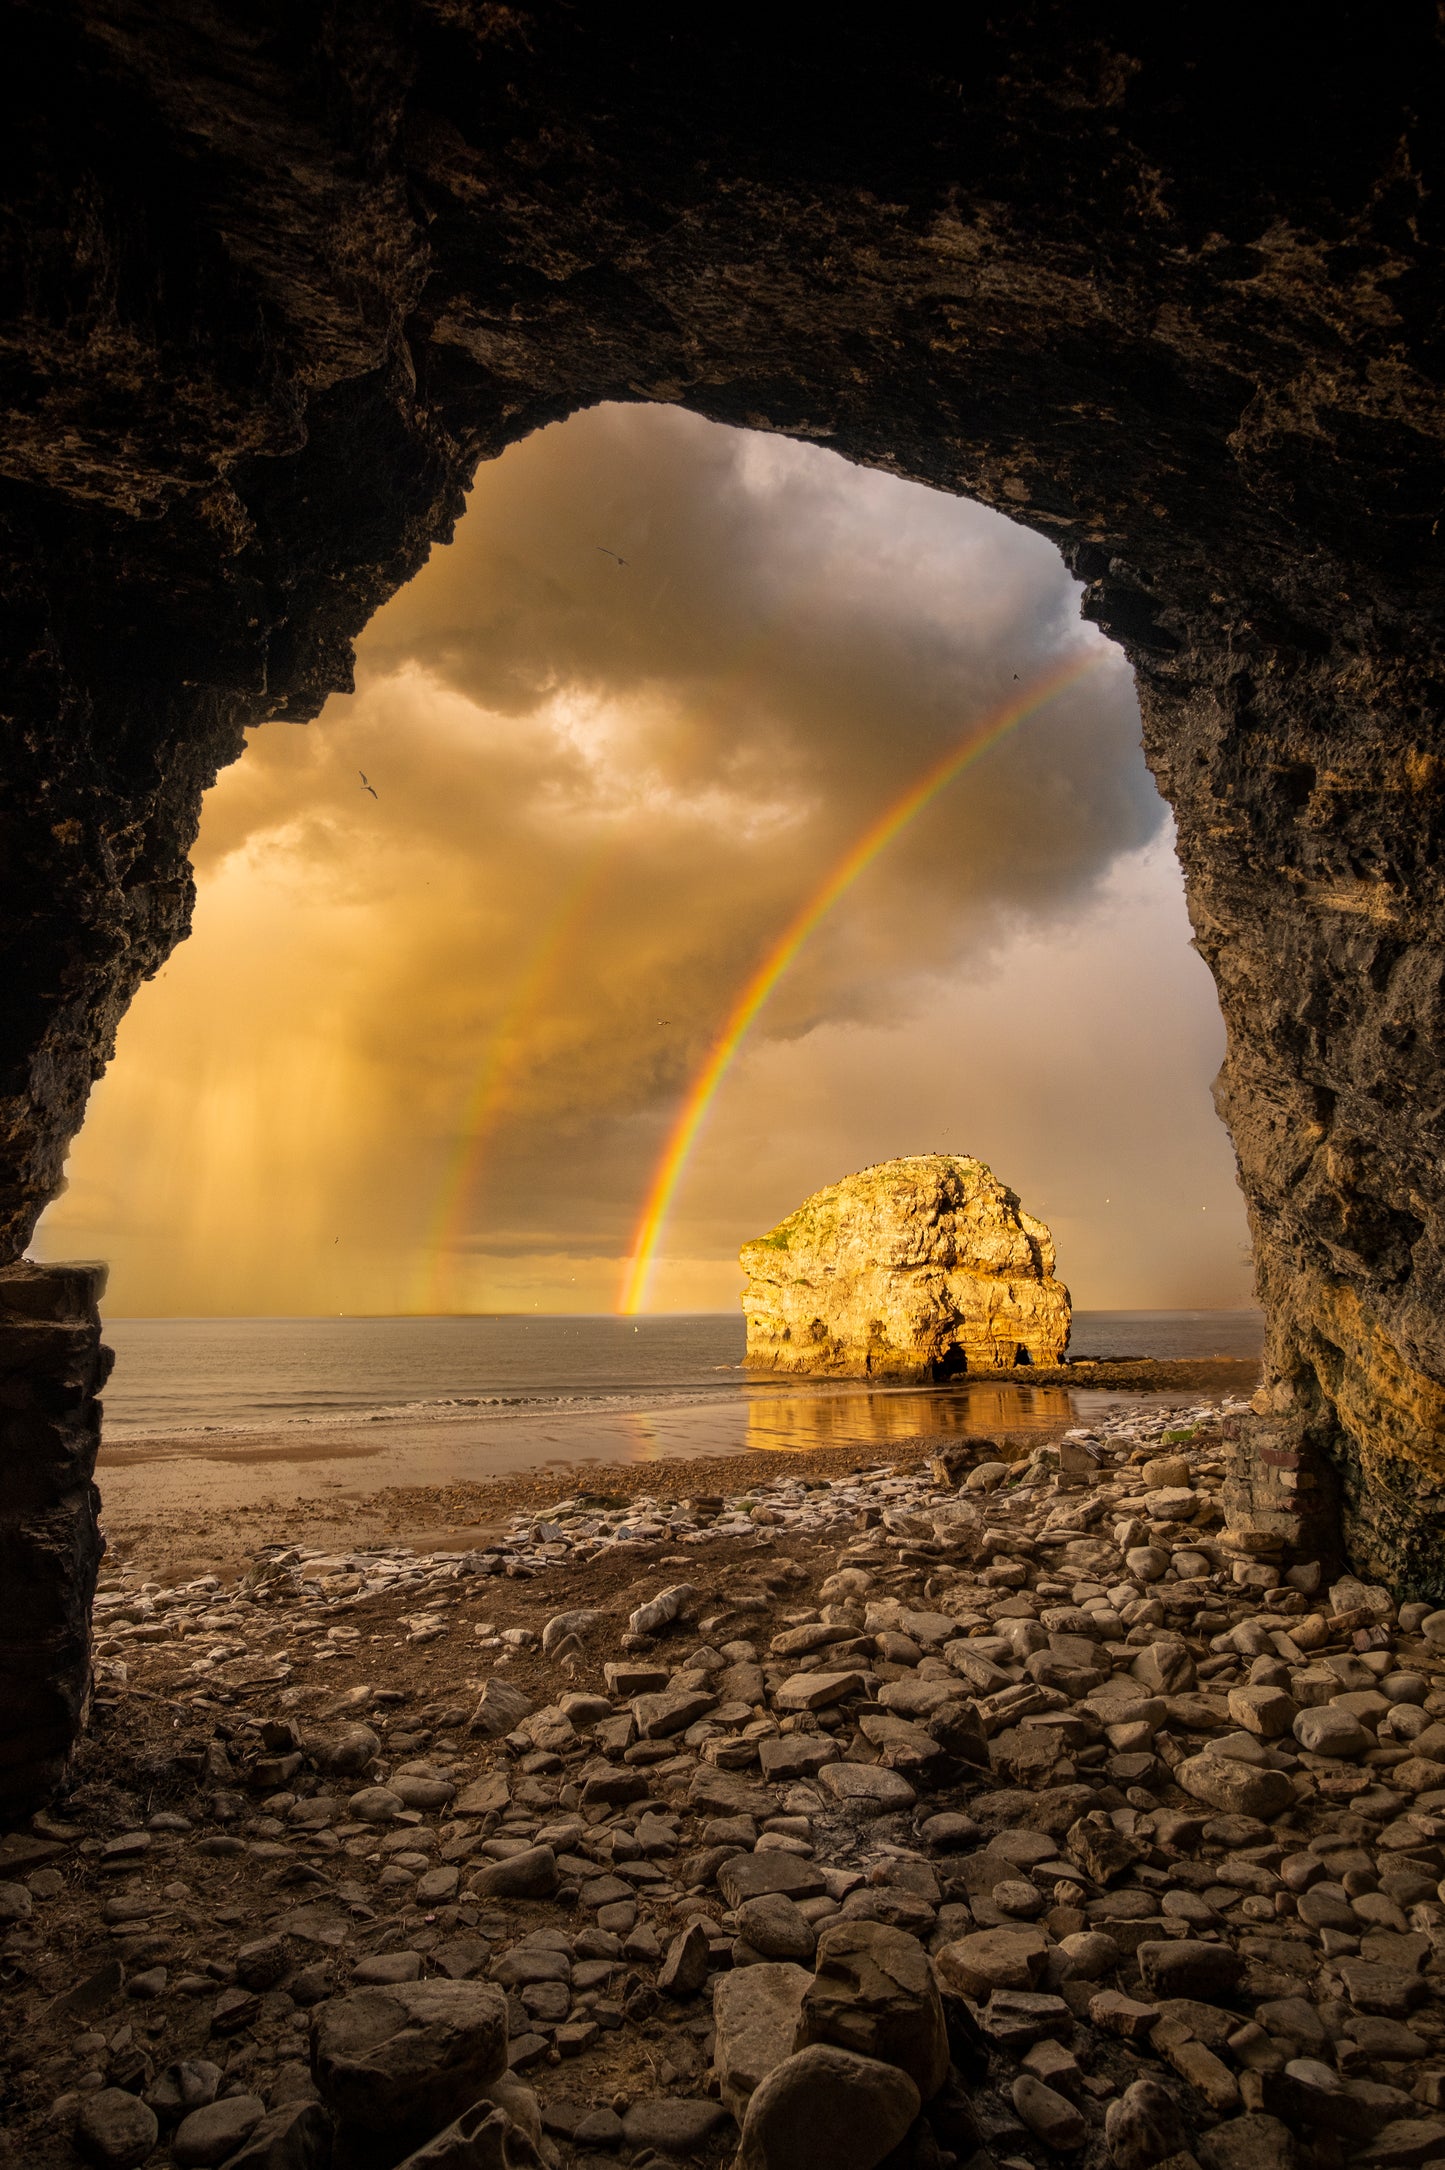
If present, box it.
[33,403,1255,1316]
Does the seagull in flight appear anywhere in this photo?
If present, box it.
[596,546,628,567]
[359,772,378,799]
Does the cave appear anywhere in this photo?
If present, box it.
[1,8,1442,1810]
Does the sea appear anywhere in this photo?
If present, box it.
[96,1311,1263,1489]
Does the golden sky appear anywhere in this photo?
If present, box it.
[34,405,1253,1315]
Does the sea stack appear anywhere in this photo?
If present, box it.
[739,1153,1070,1379]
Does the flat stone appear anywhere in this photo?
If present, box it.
[74,2089,161,2170]
[775,1670,868,1711]
[1176,1753,1294,1821]
[632,1686,717,1738]
[453,1772,510,1817]
[758,1734,841,1780]
[713,1961,813,2118]
[468,1846,558,1900]
[621,2096,730,2153]
[173,2095,267,2168]
[934,1925,1048,1997]
[817,1762,916,1814]
[799,1918,949,2100]
[1137,1941,1244,2001]
[1337,1960,1428,2016]
[1198,2114,1299,2170]
[735,2044,921,2170]
[310,1979,509,2158]
[718,1851,827,1908]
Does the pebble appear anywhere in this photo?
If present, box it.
[26,1390,1445,2170]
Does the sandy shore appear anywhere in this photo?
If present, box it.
[94,1358,1257,1586]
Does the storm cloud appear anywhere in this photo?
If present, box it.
[36,404,1247,1314]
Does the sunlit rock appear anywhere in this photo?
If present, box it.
[739,1154,1069,1379]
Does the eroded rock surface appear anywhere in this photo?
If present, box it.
[740,1156,1070,1379]
[2,18,1445,1586]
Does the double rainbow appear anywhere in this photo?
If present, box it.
[616,646,1106,1314]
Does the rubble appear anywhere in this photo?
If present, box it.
[6,1391,1445,2169]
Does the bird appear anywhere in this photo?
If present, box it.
[359,772,378,798]
[1013,672,1020,680]
[596,545,627,566]
[656,1018,670,1026]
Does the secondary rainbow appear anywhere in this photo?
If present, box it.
[616,645,1106,1314]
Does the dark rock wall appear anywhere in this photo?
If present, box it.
[3,9,1443,1583]
[0,1263,109,1812]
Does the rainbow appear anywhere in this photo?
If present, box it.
[420,850,615,1312]
[616,645,1107,1313]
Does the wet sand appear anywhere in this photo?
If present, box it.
[94,1356,1257,1584]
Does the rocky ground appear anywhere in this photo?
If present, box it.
[7,1389,1445,2170]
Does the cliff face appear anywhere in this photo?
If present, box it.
[740,1157,1071,1380]
[1,11,1444,1584]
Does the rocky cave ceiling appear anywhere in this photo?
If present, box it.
[1,6,1443,1584]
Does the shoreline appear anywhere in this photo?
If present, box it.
[95,1358,1258,1588]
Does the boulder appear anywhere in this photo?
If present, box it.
[1106,2080,1189,2170]
[739,1154,1070,1378]
[798,1920,949,2100]
[75,2090,161,2170]
[735,1892,818,1964]
[735,2044,921,2170]
[310,1979,508,2165]
[713,1962,813,2119]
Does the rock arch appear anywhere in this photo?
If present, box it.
[1,7,1442,1800]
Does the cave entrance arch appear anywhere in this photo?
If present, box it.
[1,9,1441,1809]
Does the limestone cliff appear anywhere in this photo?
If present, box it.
[740,1156,1070,1380]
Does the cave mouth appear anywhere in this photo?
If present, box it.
[31,401,1245,1331]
